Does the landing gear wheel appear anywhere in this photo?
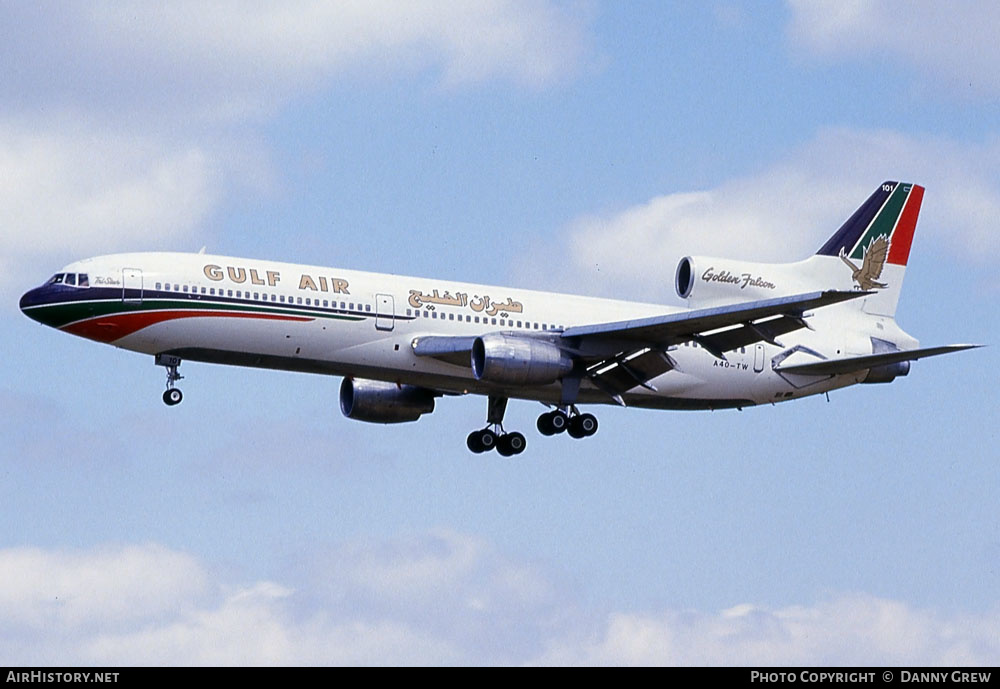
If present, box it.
[568,413,597,439]
[162,388,183,406]
[467,428,498,454]
[549,410,569,434]
[497,432,527,457]
[537,412,555,436]
[577,413,598,436]
[467,431,484,453]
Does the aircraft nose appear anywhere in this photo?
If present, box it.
[19,286,48,321]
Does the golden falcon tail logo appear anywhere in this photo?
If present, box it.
[840,235,889,290]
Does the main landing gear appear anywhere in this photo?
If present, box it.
[156,354,184,406]
[466,397,600,455]
[536,407,598,439]
[466,427,526,456]
[467,396,527,456]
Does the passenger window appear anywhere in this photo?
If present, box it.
[227,290,233,297]
[305,298,311,305]
[448,313,454,320]
[491,318,497,325]
[156,282,162,290]
[297,297,302,305]
[184,285,190,293]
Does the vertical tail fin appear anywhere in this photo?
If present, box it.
[815,181,924,317]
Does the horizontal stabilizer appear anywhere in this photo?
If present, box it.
[775,344,981,376]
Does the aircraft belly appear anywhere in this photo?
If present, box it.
[111,310,864,411]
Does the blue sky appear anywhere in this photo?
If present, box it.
[1,1,998,665]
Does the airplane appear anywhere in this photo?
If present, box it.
[19,181,979,456]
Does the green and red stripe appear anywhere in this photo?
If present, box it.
[24,297,366,344]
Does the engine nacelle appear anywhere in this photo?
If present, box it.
[862,360,910,384]
[862,337,911,384]
[471,334,573,385]
[339,378,435,424]
[676,255,810,307]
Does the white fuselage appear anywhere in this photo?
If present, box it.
[37,251,911,411]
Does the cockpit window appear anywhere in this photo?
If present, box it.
[47,273,65,285]
[65,273,77,286]
[78,274,89,287]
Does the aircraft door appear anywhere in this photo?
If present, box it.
[123,268,143,303]
[753,344,765,373]
[375,293,394,331]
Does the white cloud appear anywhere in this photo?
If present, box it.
[2,538,999,665]
[786,0,1000,98]
[0,121,220,253]
[1,1,592,121]
[0,543,207,631]
[84,581,460,666]
[537,596,1000,666]
[0,1,593,292]
[0,119,225,294]
[519,127,1000,301]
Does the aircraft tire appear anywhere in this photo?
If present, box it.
[471,428,498,453]
[467,431,485,453]
[578,413,598,437]
[549,411,569,434]
[501,432,526,456]
[163,388,183,406]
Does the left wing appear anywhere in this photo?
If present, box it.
[563,289,866,395]
[561,290,865,353]
[413,290,868,395]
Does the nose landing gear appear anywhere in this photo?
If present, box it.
[156,354,184,406]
